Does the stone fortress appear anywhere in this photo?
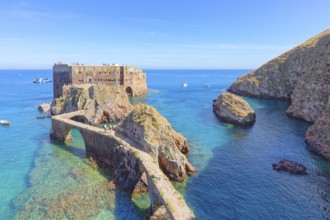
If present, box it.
[49,62,196,219]
[53,62,148,98]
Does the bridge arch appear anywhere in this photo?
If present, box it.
[125,86,133,97]
[50,111,196,219]
[70,115,90,125]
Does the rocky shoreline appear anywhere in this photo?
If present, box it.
[228,29,330,160]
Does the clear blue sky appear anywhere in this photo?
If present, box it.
[0,0,329,69]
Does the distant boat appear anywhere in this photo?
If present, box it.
[33,77,52,83]
[0,120,11,125]
[182,75,188,88]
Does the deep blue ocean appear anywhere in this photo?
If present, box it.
[0,69,329,219]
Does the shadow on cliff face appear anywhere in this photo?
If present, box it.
[185,98,330,220]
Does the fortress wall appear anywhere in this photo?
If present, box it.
[53,64,72,98]
[53,63,148,98]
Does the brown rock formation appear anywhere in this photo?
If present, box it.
[306,96,330,160]
[117,104,196,182]
[150,206,170,220]
[51,84,133,124]
[132,173,148,197]
[228,29,330,159]
[213,92,256,126]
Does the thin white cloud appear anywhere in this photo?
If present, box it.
[5,9,77,20]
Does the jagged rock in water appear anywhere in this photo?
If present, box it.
[50,84,133,124]
[38,103,51,112]
[213,92,256,126]
[117,104,196,182]
[272,159,307,175]
[228,29,330,159]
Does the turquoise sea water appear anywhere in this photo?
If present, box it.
[0,69,329,219]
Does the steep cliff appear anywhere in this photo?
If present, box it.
[228,29,330,159]
[51,84,133,124]
[306,96,330,160]
[117,104,196,182]
[213,92,256,126]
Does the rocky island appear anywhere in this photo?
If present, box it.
[213,92,256,126]
[118,104,196,182]
[228,29,330,160]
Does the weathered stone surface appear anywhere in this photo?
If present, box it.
[272,159,307,175]
[228,29,330,159]
[213,92,256,126]
[51,84,133,124]
[306,96,330,160]
[117,104,196,182]
[150,205,170,220]
[107,180,116,191]
[38,103,51,112]
[132,172,148,197]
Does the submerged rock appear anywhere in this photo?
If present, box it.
[272,159,307,175]
[117,104,196,182]
[228,29,330,159]
[50,84,133,124]
[213,92,256,126]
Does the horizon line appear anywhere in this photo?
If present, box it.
[0,67,255,71]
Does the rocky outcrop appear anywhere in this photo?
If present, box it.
[51,84,133,124]
[229,29,330,108]
[272,159,307,175]
[306,96,330,160]
[150,206,170,220]
[132,173,148,197]
[38,103,51,112]
[213,92,256,126]
[228,29,330,159]
[117,104,196,182]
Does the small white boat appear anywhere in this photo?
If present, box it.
[33,77,52,83]
[0,120,11,125]
[182,82,188,88]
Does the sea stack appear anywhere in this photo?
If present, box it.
[213,92,256,126]
[117,104,196,182]
[228,29,330,159]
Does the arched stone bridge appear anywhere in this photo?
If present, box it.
[50,111,195,220]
